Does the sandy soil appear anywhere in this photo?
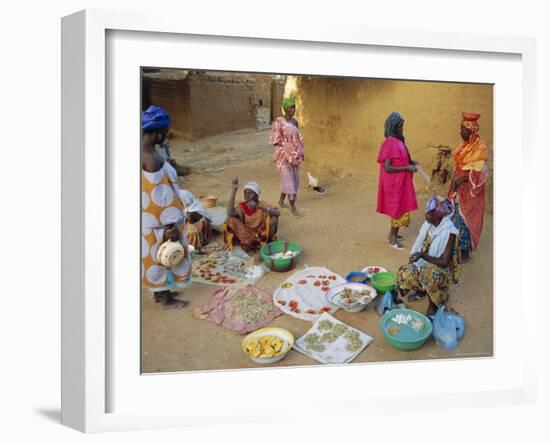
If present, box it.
[141,128,493,373]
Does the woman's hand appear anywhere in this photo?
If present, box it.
[407,165,418,173]
[266,208,280,217]
[409,252,423,263]
[231,177,239,190]
[164,225,180,242]
[451,175,468,191]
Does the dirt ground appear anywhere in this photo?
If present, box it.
[141,128,493,373]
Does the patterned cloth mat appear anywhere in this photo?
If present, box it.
[192,284,282,334]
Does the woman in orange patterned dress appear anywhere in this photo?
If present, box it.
[448,112,489,262]
[141,106,192,309]
[224,178,280,252]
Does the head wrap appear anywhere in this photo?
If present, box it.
[461,112,481,142]
[384,112,405,142]
[281,96,296,110]
[179,189,212,220]
[453,111,487,172]
[243,181,261,197]
[141,105,171,132]
[425,196,453,218]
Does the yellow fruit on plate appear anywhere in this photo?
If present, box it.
[245,335,284,358]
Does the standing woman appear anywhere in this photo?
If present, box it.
[141,105,192,309]
[448,112,488,262]
[376,112,419,249]
[269,96,305,217]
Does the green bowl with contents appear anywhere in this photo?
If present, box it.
[370,271,396,293]
[380,309,433,351]
[260,240,301,272]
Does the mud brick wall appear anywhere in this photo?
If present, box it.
[253,75,273,110]
[270,78,285,122]
[188,72,257,139]
[291,76,494,210]
[141,77,192,139]
[142,76,193,139]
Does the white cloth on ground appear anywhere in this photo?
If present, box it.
[293,313,373,364]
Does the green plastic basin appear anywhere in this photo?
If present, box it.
[371,271,397,293]
[380,309,433,351]
[260,241,301,272]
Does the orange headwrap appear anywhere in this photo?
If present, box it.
[453,113,488,172]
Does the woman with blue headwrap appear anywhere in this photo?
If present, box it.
[396,196,461,314]
[141,105,193,309]
[376,112,418,249]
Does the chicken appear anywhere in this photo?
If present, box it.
[307,172,319,188]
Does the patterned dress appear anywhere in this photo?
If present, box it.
[397,230,461,307]
[141,161,192,292]
[186,217,213,251]
[448,120,488,252]
[223,202,276,252]
[269,116,305,196]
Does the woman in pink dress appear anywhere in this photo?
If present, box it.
[269,96,305,217]
[376,112,419,249]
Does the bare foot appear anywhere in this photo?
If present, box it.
[279,201,288,208]
[386,235,404,242]
[161,293,189,309]
[290,206,301,217]
[407,292,425,302]
[389,241,404,250]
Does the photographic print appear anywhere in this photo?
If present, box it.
[140,68,493,373]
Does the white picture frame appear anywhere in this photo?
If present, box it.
[61,9,537,433]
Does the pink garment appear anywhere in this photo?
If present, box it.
[270,117,305,170]
[376,137,418,219]
[193,285,282,334]
[279,164,300,195]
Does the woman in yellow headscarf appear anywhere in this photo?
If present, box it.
[448,112,488,262]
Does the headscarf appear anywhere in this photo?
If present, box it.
[425,196,453,219]
[178,189,212,221]
[282,96,296,110]
[141,105,171,132]
[453,112,488,172]
[243,182,261,197]
[384,112,405,142]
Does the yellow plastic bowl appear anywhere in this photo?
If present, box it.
[241,327,294,364]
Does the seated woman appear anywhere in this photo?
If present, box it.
[179,189,213,252]
[224,177,280,252]
[396,196,461,315]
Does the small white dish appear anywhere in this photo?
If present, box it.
[361,265,388,279]
[326,283,378,313]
